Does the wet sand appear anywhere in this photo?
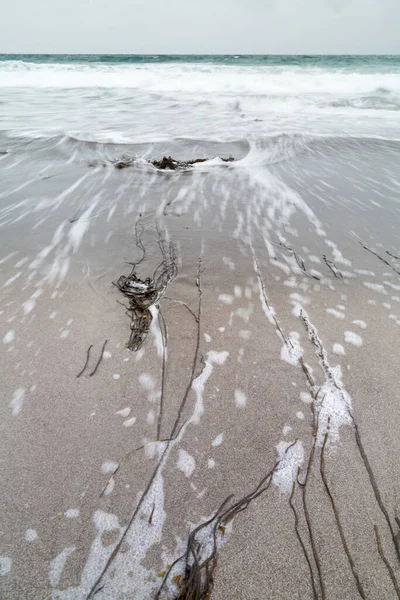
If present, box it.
[1,139,400,599]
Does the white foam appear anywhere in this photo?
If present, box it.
[325,240,351,266]
[190,350,229,425]
[113,374,120,380]
[204,333,211,343]
[354,269,375,276]
[296,411,305,420]
[149,304,164,358]
[384,281,400,291]
[103,479,115,496]
[333,343,345,355]
[280,331,303,366]
[101,460,118,474]
[363,282,387,294]
[344,331,363,347]
[10,387,26,416]
[138,373,156,391]
[212,433,224,447]
[0,556,12,576]
[222,257,235,271]
[65,509,80,519]
[22,289,43,315]
[352,320,366,329]
[123,417,137,428]
[283,425,292,436]
[25,529,38,542]
[300,312,353,444]
[207,458,216,469]
[177,449,196,478]
[326,308,345,320]
[218,294,234,305]
[234,389,247,408]
[3,330,15,344]
[116,407,131,418]
[273,440,304,494]
[2,271,21,288]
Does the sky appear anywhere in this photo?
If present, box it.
[0,0,398,54]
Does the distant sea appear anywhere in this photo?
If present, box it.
[1,54,400,66]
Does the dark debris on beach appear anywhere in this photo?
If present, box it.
[89,155,235,170]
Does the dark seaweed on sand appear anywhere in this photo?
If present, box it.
[113,236,177,351]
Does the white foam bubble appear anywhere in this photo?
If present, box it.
[222,257,235,271]
[25,529,38,542]
[234,389,247,408]
[10,387,26,416]
[101,460,118,474]
[3,330,15,344]
[0,556,12,576]
[64,509,80,519]
[212,433,224,447]
[280,331,303,366]
[218,294,234,305]
[116,407,131,418]
[177,449,196,478]
[344,331,363,347]
[273,440,304,494]
[333,343,345,355]
[352,320,366,329]
[363,282,387,294]
[190,351,229,425]
[326,308,345,320]
[138,373,156,391]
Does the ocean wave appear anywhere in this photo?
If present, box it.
[1,61,400,99]
[1,58,400,142]
[2,131,399,169]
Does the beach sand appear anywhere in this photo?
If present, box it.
[1,138,400,599]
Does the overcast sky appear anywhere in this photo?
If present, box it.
[1,0,398,54]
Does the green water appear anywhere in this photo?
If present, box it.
[1,54,400,69]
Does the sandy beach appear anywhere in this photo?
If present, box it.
[1,131,400,600]
[1,53,400,600]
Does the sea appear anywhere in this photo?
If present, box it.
[1,54,400,158]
